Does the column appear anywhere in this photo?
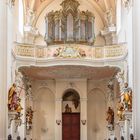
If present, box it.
[80,98,87,140]
[0,0,7,139]
[124,112,132,140]
[133,0,140,139]
[55,98,62,140]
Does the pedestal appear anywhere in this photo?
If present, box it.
[15,119,22,133]
[107,124,115,140]
[8,111,18,128]
[117,121,125,138]
[124,111,132,140]
[101,26,117,45]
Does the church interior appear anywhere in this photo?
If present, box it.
[1,0,140,140]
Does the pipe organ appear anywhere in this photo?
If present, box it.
[45,0,95,46]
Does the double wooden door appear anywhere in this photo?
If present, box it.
[62,113,80,140]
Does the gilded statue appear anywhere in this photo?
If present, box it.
[16,98,23,114]
[117,100,125,121]
[106,107,114,126]
[121,83,132,111]
[8,83,23,118]
[8,83,18,111]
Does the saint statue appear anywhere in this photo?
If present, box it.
[8,83,18,111]
[106,107,114,126]
[121,83,132,111]
[65,104,72,113]
[117,100,125,121]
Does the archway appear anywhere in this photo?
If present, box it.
[62,89,80,140]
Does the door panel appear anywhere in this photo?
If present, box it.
[62,113,80,140]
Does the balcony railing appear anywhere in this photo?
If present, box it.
[13,43,127,61]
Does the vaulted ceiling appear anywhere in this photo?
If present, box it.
[19,65,119,80]
[24,0,116,26]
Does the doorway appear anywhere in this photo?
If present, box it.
[62,89,80,140]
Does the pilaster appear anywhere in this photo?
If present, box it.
[0,0,7,139]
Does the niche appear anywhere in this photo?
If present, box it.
[62,89,80,113]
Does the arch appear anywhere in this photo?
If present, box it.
[33,0,106,27]
[88,87,107,102]
[61,86,82,99]
[34,86,55,100]
[62,88,80,100]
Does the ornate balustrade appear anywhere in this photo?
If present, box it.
[13,43,127,62]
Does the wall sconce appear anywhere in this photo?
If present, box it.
[56,120,61,125]
[81,120,86,125]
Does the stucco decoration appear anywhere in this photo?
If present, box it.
[8,0,15,7]
[53,45,86,58]
[122,0,133,10]
[13,43,127,60]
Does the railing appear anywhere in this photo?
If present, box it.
[13,43,127,61]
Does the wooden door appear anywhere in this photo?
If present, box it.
[62,113,80,140]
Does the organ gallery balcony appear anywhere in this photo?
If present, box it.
[13,43,127,65]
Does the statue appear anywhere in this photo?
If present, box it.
[8,83,23,119]
[105,9,113,27]
[16,98,23,115]
[117,100,125,121]
[106,107,114,126]
[8,83,18,111]
[121,83,132,111]
[65,104,72,113]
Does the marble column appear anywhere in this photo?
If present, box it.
[0,0,7,139]
[133,0,140,139]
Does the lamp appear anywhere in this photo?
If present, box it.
[56,120,61,125]
[81,120,86,125]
